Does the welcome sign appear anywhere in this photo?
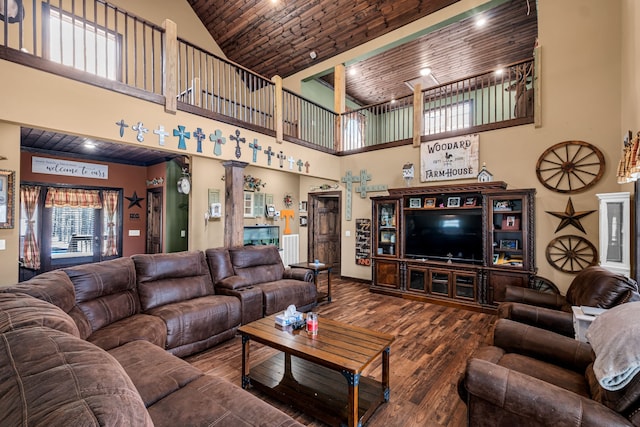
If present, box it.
[420,134,479,182]
[32,156,109,180]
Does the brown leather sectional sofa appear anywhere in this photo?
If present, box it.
[0,245,314,426]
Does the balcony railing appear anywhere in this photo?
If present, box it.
[0,0,535,155]
[283,88,336,151]
[177,39,276,133]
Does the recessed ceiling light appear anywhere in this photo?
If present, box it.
[349,68,357,76]
[475,17,487,27]
[309,51,317,60]
[495,69,504,76]
[420,67,432,76]
[84,140,96,149]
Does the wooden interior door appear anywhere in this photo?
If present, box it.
[309,192,341,273]
[146,188,163,254]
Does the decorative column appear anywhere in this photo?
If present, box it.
[223,160,248,247]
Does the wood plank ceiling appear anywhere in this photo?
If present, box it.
[188,0,538,106]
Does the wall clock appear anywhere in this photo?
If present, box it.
[545,235,598,273]
[177,176,191,194]
[536,141,605,193]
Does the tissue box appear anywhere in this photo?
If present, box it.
[275,311,303,326]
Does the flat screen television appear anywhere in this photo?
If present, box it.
[404,209,483,264]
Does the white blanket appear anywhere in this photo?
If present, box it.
[586,301,640,391]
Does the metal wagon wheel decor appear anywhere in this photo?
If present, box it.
[536,141,605,194]
[545,235,598,273]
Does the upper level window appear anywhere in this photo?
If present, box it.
[44,5,120,80]
[343,113,366,150]
[425,101,472,135]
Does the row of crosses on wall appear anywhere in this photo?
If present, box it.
[116,120,394,219]
[115,120,312,173]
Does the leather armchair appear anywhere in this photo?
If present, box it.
[498,266,640,337]
[459,319,639,426]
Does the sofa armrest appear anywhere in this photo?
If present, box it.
[492,319,594,372]
[504,285,566,309]
[284,268,313,282]
[497,301,575,337]
[464,358,632,426]
[216,276,251,291]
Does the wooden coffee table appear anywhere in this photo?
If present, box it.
[239,314,395,427]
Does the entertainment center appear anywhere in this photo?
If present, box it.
[371,181,535,311]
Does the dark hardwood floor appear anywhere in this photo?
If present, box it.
[185,275,496,426]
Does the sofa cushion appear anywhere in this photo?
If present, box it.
[87,313,167,351]
[146,295,241,355]
[1,269,76,313]
[0,292,80,337]
[133,251,215,311]
[259,279,317,316]
[148,376,303,427]
[0,327,152,426]
[205,246,236,283]
[566,266,640,309]
[471,345,590,398]
[64,257,140,335]
[229,245,286,286]
[110,340,303,427]
[109,339,204,407]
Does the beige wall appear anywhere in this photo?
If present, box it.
[621,0,640,133]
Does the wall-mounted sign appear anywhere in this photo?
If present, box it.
[420,134,479,182]
[32,156,108,180]
[355,218,371,266]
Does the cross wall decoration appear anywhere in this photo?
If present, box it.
[113,120,313,173]
[341,169,388,220]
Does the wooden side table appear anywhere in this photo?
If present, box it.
[289,262,333,303]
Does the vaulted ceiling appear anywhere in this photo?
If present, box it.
[188,0,538,106]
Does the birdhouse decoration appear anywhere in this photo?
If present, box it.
[477,163,494,182]
[402,162,415,186]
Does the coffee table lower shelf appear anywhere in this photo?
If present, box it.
[247,352,385,427]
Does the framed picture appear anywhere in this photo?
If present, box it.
[300,216,307,227]
[493,200,513,211]
[447,197,461,208]
[0,170,15,229]
[299,200,308,213]
[424,197,436,208]
[464,197,476,207]
[502,215,520,230]
[409,198,421,208]
[499,239,519,250]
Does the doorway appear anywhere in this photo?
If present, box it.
[146,188,163,254]
[308,191,341,274]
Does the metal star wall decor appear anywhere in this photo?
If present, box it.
[546,197,595,233]
[125,191,145,209]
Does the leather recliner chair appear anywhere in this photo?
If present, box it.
[497,266,640,337]
[459,318,640,426]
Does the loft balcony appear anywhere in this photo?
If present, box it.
[0,0,535,154]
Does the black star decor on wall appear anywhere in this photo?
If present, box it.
[546,198,596,233]
[125,191,145,209]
